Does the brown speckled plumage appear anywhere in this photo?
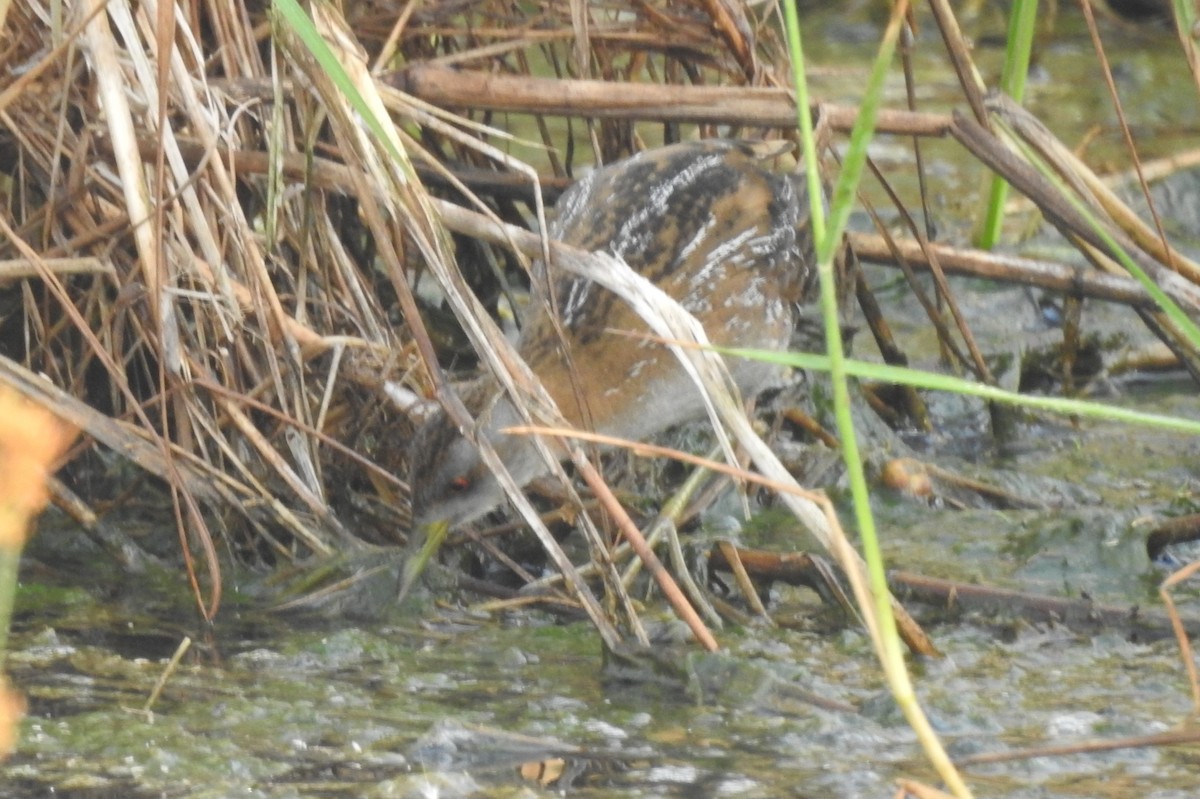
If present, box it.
[410,140,818,528]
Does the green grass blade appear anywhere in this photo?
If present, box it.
[723,347,1200,436]
[978,0,1040,248]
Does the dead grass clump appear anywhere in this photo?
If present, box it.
[0,0,799,617]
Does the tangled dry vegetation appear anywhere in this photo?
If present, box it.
[0,1,813,615]
[1,0,1197,620]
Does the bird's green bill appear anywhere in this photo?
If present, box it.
[397,518,449,603]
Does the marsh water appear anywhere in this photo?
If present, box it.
[5,6,1200,798]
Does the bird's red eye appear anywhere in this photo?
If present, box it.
[450,476,470,493]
